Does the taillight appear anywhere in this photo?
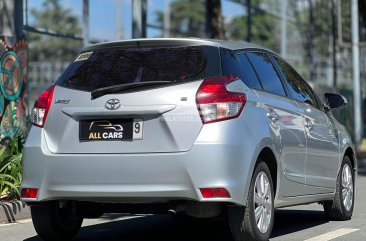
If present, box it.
[31,85,55,127]
[196,75,246,124]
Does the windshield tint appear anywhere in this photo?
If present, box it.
[56,46,220,91]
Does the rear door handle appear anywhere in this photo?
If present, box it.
[266,110,279,122]
[304,119,314,130]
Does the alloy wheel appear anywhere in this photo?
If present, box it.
[341,164,353,211]
[254,171,272,233]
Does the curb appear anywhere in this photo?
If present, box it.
[0,201,31,224]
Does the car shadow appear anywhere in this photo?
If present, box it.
[271,209,328,238]
[23,214,231,241]
[23,209,328,241]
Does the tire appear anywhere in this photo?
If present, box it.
[228,161,274,241]
[323,156,354,221]
[31,201,83,241]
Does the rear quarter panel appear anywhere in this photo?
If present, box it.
[225,81,282,204]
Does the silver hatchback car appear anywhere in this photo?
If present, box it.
[21,38,356,241]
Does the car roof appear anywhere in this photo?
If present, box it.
[81,37,273,53]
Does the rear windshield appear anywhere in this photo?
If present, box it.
[56,46,221,91]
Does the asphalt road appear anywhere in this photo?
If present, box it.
[2,161,366,241]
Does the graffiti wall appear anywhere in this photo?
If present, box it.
[0,36,28,147]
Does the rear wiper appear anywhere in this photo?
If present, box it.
[91,81,172,100]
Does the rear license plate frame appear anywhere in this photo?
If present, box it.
[79,119,143,142]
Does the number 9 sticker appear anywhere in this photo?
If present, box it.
[133,119,143,140]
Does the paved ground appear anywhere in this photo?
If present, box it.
[1,162,366,241]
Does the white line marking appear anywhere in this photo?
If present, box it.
[304,228,359,241]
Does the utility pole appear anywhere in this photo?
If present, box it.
[205,0,225,39]
[352,0,362,150]
[132,0,147,38]
[115,0,123,40]
[82,0,89,47]
[163,0,170,38]
[280,0,288,58]
[246,0,252,42]
[331,0,337,87]
[14,0,25,38]
[308,0,316,81]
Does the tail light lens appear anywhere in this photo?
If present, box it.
[31,85,55,127]
[196,75,246,124]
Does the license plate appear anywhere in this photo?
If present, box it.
[79,119,143,141]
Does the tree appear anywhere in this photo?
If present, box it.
[360,0,366,41]
[206,0,225,39]
[226,9,280,51]
[360,0,366,24]
[156,0,206,37]
[293,0,331,81]
[295,0,333,57]
[28,0,82,62]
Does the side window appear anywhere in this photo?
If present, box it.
[246,52,286,96]
[236,53,262,89]
[220,48,262,89]
[273,56,319,108]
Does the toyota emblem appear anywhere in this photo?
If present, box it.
[105,99,121,110]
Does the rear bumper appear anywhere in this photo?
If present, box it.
[21,123,258,206]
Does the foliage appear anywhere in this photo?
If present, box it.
[0,138,23,200]
[156,0,281,50]
[28,0,82,62]
[361,0,366,42]
[293,0,353,81]
[155,0,206,37]
[226,13,280,52]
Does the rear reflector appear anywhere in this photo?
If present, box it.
[200,188,231,198]
[21,188,38,199]
[196,75,246,124]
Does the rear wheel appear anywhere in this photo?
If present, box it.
[228,161,274,241]
[323,156,354,220]
[31,201,83,241]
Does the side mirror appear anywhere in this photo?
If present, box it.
[324,93,347,111]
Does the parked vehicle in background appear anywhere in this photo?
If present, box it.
[21,38,356,241]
